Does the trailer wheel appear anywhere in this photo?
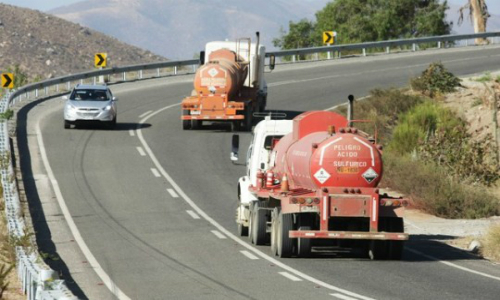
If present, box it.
[251,202,268,245]
[297,226,312,258]
[270,208,280,255]
[238,223,248,237]
[368,240,388,260]
[277,212,294,258]
[192,119,202,129]
[182,110,191,130]
[242,105,253,132]
[388,218,404,260]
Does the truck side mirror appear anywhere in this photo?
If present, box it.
[231,134,239,162]
[269,55,276,71]
[199,51,205,65]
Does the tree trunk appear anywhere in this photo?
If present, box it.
[470,0,488,44]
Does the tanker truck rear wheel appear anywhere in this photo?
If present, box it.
[251,202,268,245]
[387,218,404,260]
[191,119,202,129]
[297,226,312,258]
[182,110,191,130]
[270,208,280,255]
[277,212,294,258]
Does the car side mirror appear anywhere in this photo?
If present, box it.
[230,134,239,163]
[62,95,68,100]
[112,97,118,101]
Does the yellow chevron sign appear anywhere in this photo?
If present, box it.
[323,31,337,45]
[95,53,107,68]
[1,73,14,89]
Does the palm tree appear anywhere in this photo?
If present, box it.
[458,0,490,44]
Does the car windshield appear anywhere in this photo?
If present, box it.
[70,89,109,101]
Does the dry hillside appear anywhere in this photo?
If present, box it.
[0,3,165,80]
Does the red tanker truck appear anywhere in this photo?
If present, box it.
[181,33,266,131]
[231,103,408,259]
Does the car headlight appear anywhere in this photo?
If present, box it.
[66,104,76,111]
[103,105,112,111]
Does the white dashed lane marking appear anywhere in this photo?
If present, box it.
[129,129,135,137]
[150,168,161,178]
[167,188,179,198]
[330,293,359,300]
[211,230,227,239]
[186,210,200,219]
[240,250,259,260]
[136,147,146,156]
[279,272,302,282]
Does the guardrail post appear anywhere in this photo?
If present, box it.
[338,51,341,59]
[44,87,48,97]
[139,70,143,79]
[465,39,468,47]
[174,66,178,75]
[56,84,59,93]
[93,77,96,85]
[157,68,160,77]
[327,51,331,60]
[35,89,38,98]
[438,41,441,49]
[386,46,390,54]
[123,72,127,81]
[412,43,416,51]
[363,48,366,57]
[80,79,83,85]
[67,81,71,91]
[192,65,196,73]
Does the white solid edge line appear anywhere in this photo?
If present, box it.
[186,210,200,219]
[279,272,302,282]
[240,250,259,260]
[167,188,179,198]
[330,293,359,300]
[150,168,161,178]
[136,103,376,300]
[136,147,146,156]
[211,230,227,239]
[139,110,153,118]
[36,123,131,300]
[407,248,500,282]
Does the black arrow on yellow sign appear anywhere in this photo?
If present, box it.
[323,31,335,45]
[95,53,107,68]
[1,73,13,89]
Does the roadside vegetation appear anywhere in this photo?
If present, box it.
[335,62,500,219]
[481,224,500,261]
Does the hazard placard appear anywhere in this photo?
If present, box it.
[1,73,14,89]
[314,168,331,184]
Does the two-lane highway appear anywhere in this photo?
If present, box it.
[29,45,500,299]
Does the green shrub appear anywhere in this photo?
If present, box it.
[410,62,461,96]
[475,72,492,83]
[334,89,424,143]
[382,153,500,218]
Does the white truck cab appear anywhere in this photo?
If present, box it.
[231,118,293,236]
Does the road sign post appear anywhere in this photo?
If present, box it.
[95,53,107,83]
[1,73,14,89]
[323,31,337,60]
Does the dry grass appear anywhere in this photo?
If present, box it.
[0,201,23,300]
[481,224,500,262]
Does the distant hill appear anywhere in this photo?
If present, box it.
[0,3,164,80]
[50,0,330,59]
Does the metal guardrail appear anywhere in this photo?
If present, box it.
[1,31,498,300]
[265,31,500,61]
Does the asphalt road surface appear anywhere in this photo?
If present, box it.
[23,45,500,300]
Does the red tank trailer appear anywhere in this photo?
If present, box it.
[247,110,408,259]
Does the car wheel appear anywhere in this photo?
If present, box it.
[64,120,70,129]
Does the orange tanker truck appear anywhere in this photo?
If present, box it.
[181,33,267,131]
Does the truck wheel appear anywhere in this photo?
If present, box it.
[182,110,191,130]
[252,203,268,245]
[388,218,404,260]
[192,119,202,129]
[270,208,280,255]
[248,202,255,243]
[258,96,266,112]
[277,212,294,258]
[242,106,253,132]
[297,226,312,258]
[238,223,248,237]
[368,240,388,260]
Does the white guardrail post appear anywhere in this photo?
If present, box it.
[0,31,498,299]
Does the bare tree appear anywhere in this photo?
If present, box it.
[458,0,490,44]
